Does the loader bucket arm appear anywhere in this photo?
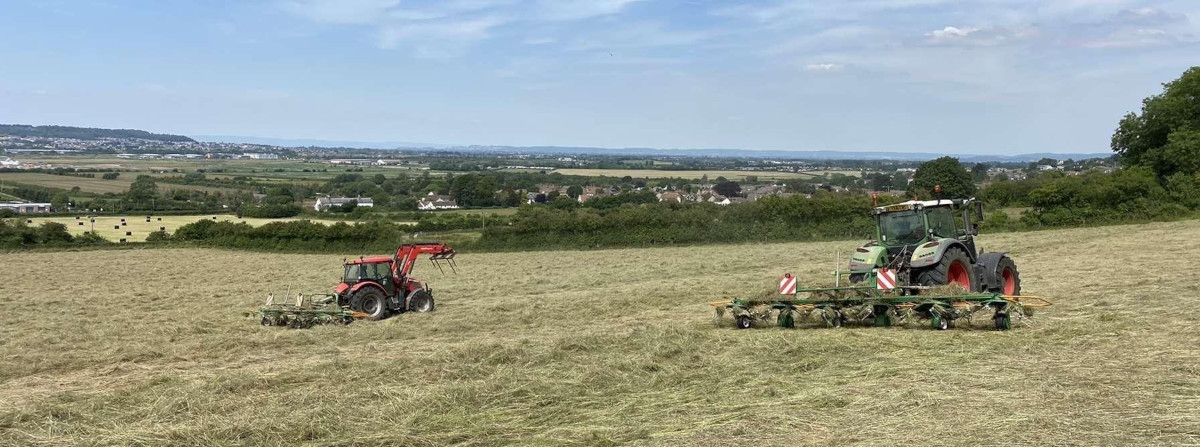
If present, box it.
[393,243,457,277]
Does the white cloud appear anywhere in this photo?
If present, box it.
[927,26,979,40]
[804,63,843,71]
[536,0,643,21]
[377,16,510,51]
[282,0,401,24]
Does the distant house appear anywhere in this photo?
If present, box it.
[657,191,682,203]
[418,192,459,210]
[0,202,51,213]
[0,157,19,167]
[314,196,373,211]
[242,153,279,160]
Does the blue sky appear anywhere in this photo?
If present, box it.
[1,0,1197,154]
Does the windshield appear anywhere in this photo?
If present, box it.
[343,264,361,283]
[344,262,390,283]
[926,206,957,239]
[879,210,927,246]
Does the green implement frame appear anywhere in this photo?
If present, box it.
[711,284,1052,331]
[258,292,361,329]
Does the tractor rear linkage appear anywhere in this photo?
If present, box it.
[711,285,1052,331]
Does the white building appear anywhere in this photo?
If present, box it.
[314,196,373,211]
[0,202,51,213]
[417,192,460,210]
[0,157,19,167]
[242,153,280,160]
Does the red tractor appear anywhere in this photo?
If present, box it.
[335,242,457,320]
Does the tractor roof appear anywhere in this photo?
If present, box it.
[346,256,392,265]
[874,199,958,214]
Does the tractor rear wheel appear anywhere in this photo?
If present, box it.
[408,290,435,313]
[350,288,389,320]
[991,257,1022,296]
[916,247,975,292]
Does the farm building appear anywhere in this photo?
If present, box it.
[241,153,279,160]
[0,201,52,213]
[314,196,373,211]
[417,193,459,210]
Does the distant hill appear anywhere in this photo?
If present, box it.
[194,135,449,149]
[0,124,195,143]
[435,145,1112,163]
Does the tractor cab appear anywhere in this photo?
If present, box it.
[338,257,398,296]
[872,199,981,256]
[849,197,986,287]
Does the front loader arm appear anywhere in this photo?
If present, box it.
[393,243,456,277]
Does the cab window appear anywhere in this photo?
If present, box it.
[927,207,957,239]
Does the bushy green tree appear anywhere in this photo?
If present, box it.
[1113,66,1200,179]
[910,156,975,198]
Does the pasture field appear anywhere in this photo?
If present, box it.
[0,172,242,195]
[551,168,861,180]
[20,215,413,242]
[2,221,1199,445]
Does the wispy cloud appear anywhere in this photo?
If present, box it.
[804,63,843,71]
[281,0,646,56]
[535,0,643,21]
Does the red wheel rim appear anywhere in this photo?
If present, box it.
[948,261,971,290]
[1001,268,1016,295]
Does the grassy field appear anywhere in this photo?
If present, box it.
[2,221,1199,445]
[20,215,413,242]
[551,168,861,181]
[0,172,241,195]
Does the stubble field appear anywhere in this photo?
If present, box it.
[1,220,1199,445]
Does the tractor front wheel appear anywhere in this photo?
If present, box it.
[408,290,435,313]
[992,256,1022,296]
[350,288,390,320]
[916,247,975,292]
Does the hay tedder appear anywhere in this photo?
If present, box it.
[712,195,1052,330]
[259,242,457,328]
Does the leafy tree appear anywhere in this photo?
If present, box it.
[101,172,120,180]
[340,200,358,213]
[910,156,975,198]
[971,163,989,182]
[128,175,159,203]
[713,181,741,197]
[51,192,70,211]
[566,185,583,199]
[1113,66,1200,179]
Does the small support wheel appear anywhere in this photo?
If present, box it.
[735,315,753,330]
[931,314,949,331]
[994,313,1011,330]
[260,316,272,326]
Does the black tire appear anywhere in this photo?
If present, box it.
[848,273,865,283]
[349,288,389,320]
[931,313,949,331]
[408,290,435,313]
[994,313,1011,330]
[735,315,753,329]
[991,256,1022,296]
[915,247,976,292]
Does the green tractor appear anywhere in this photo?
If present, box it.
[848,198,1020,295]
